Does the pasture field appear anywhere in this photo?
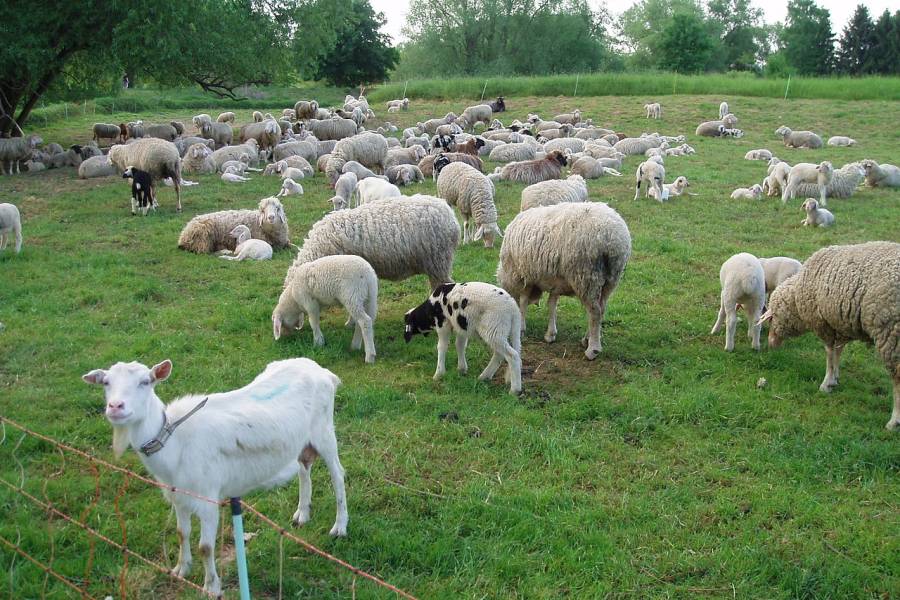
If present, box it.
[1,94,899,599]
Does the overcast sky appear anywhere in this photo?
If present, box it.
[370,0,897,45]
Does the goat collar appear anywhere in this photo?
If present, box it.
[139,397,208,456]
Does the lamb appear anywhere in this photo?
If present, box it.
[0,203,23,254]
[216,112,235,124]
[554,109,581,125]
[860,159,900,188]
[306,117,358,141]
[0,134,42,175]
[745,149,773,161]
[497,202,631,359]
[221,168,252,183]
[24,159,46,172]
[452,137,486,156]
[182,143,216,174]
[665,143,696,157]
[122,166,156,215]
[775,126,823,149]
[144,123,178,142]
[648,176,690,201]
[200,121,234,149]
[210,141,259,170]
[827,136,856,147]
[404,282,522,394]
[695,114,738,137]
[489,150,567,185]
[177,197,290,254]
[252,111,264,122]
[763,161,792,197]
[800,199,834,227]
[192,114,213,131]
[329,172,358,210]
[758,241,900,429]
[757,257,802,294]
[520,175,588,211]
[710,253,766,351]
[782,161,833,205]
[421,113,458,135]
[355,177,401,205]
[644,103,661,119]
[570,156,623,179]
[274,256,378,363]
[459,104,493,131]
[108,138,183,212]
[386,98,409,111]
[386,164,425,186]
[435,159,501,247]
[384,145,427,170]
[730,184,763,200]
[325,132,388,185]
[82,357,348,596]
[419,153,482,178]
[793,162,866,199]
[489,142,536,163]
[92,123,122,145]
[218,225,273,261]
[78,155,117,179]
[292,195,459,290]
[719,101,729,119]
[341,161,387,182]
[277,177,304,198]
[633,160,665,201]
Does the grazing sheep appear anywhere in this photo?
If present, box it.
[419,153,483,178]
[123,167,155,216]
[144,123,178,142]
[759,241,900,429]
[0,134,42,175]
[386,98,410,111]
[745,149,774,161]
[384,145,427,170]
[306,117,357,141]
[497,202,631,359]
[292,195,459,290]
[210,141,259,170]
[782,161,833,205]
[82,357,348,597]
[520,175,588,211]
[710,253,766,351]
[200,121,234,149]
[182,143,216,174]
[328,172,358,211]
[325,132,388,184]
[78,155,117,179]
[489,150,567,185]
[793,162,866,199]
[775,126,823,149]
[0,203,23,254]
[355,177,401,205]
[489,142,536,163]
[216,112,235,124]
[178,197,290,254]
[108,139,182,212]
[827,136,856,147]
[386,164,425,186]
[644,103,661,119]
[695,114,738,137]
[92,123,122,145]
[278,177,304,198]
[730,184,763,200]
[218,225,273,261]
[757,257,802,294]
[860,159,900,188]
[633,160,665,201]
[570,156,623,179]
[275,255,378,363]
[800,199,834,227]
[719,101,729,119]
[435,159,501,247]
[404,282,522,394]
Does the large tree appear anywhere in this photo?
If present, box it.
[836,5,875,74]
[707,0,770,71]
[780,0,834,75]
[618,0,708,70]
[869,10,900,74]
[314,0,398,87]
[657,12,715,73]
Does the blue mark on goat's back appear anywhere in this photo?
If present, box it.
[251,383,289,402]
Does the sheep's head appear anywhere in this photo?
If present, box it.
[83,359,172,457]
[801,198,818,212]
[549,150,567,167]
[775,125,791,137]
[272,286,304,340]
[258,197,286,227]
[329,195,348,211]
[433,155,451,179]
[674,176,689,189]
[473,222,503,248]
[750,184,763,197]
[758,277,804,349]
[230,224,252,244]
[723,113,738,127]
[817,161,833,176]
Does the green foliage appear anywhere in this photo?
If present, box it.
[781,0,835,75]
[707,0,770,72]
[619,0,708,70]
[764,52,795,79]
[658,13,715,73]
[314,0,398,87]
[869,10,900,75]
[836,5,875,74]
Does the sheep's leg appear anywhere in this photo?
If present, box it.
[455,332,469,374]
[479,352,503,382]
[196,503,221,596]
[819,185,827,207]
[434,327,450,379]
[348,309,375,363]
[746,303,762,351]
[313,432,348,537]
[724,305,738,352]
[14,228,21,254]
[781,182,793,204]
[292,447,315,527]
[820,343,844,392]
[711,300,726,334]
[503,342,523,394]
[171,503,193,578]
[0,233,6,250]
[888,378,900,431]
[462,219,470,244]
[517,295,529,333]
[308,305,324,346]
[582,298,605,360]
[544,293,560,343]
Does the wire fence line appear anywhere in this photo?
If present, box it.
[0,414,417,599]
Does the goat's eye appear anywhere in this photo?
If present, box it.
[140,380,150,386]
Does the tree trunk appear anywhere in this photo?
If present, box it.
[0,87,23,138]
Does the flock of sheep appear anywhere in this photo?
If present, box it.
[2,92,899,597]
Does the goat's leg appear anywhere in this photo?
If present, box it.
[313,431,348,536]
[292,445,316,527]
[171,503,193,579]
[196,503,221,596]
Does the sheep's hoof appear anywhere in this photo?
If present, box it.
[313,338,325,347]
[580,336,589,348]
[364,354,375,364]
[171,562,191,578]
[291,509,310,527]
[584,348,600,361]
[329,523,348,537]
[544,333,557,343]
[886,419,899,431]
[819,382,836,393]
[433,372,445,381]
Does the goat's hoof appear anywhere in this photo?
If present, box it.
[291,509,310,527]
[329,523,348,537]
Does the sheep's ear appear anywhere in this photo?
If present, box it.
[279,209,286,224]
[82,369,107,385]
[473,226,484,241]
[111,426,130,459]
[494,224,504,238]
[756,310,774,326]
[258,211,264,227]
[150,360,172,383]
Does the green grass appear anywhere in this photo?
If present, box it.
[1,94,899,599]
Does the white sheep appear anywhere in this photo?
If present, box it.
[695,114,738,137]
[178,197,290,254]
[218,225,273,261]
[404,282,522,394]
[341,160,387,182]
[0,203,23,254]
[280,166,307,182]
[782,161,833,205]
[325,133,388,185]
[860,159,900,188]
[77,155,117,179]
[192,114,213,131]
[82,357,348,596]
[489,142,536,163]
[108,138,183,212]
[827,136,856,147]
[182,143,216,174]
[216,112,235,124]
[633,160,665,201]
[644,102,661,119]
[355,177,401,205]
[221,168,251,183]
[278,177,304,198]
[775,126,824,149]
[763,161,792,197]
[570,156,623,179]
[757,257,802,294]
[744,149,774,161]
[274,255,378,363]
[793,162,866,199]
[800,199,834,227]
[719,101,729,119]
[329,172,358,210]
[649,176,690,201]
[730,184,763,200]
[710,253,766,351]
[520,175,588,211]
[435,159,501,247]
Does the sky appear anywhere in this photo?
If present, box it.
[370,0,898,45]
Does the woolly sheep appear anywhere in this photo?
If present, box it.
[421,113,458,135]
[216,112,235,124]
[800,199,834,227]
[386,164,425,186]
[782,161,833,205]
[274,140,317,164]
[633,160,665,201]
[489,142,536,163]
[92,123,122,145]
[763,161,792,197]
[175,136,214,157]
[341,161,387,183]
[489,151,567,185]
[211,141,259,170]
[192,114,212,130]
[386,98,409,111]
[543,137,584,155]
[325,132,388,184]
[182,143,216,174]
[419,153,483,178]
[730,184,763,200]
[78,155,117,179]
[218,224,273,261]
[108,139,183,212]
[520,175,588,211]
[0,203,23,254]
[710,253,766,351]
[759,242,900,429]
[144,123,178,142]
[384,145,427,170]
[695,114,738,137]
[239,120,280,158]
[554,109,581,124]
[404,282,522,394]
[861,159,900,188]
[497,202,631,359]
[757,257,802,294]
[459,104,493,131]
[644,103,661,119]
[277,167,307,182]
[219,156,251,175]
[293,195,459,290]
[82,357,348,597]
[614,135,663,156]
[793,162,865,199]
[719,101,729,119]
[775,126,823,149]
[294,100,320,121]
[252,111,264,122]
[306,117,358,141]
[178,197,290,254]
[665,143,696,157]
[24,159,45,172]
[355,177,401,205]
[329,172,358,210]
[0,134,42,175]
[570,156,623,180]
[435,160,501,247]
[744,149,773,161]
[200,121,233,148]
[827,136,856,147]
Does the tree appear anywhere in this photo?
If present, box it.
[869,10,900,74]
[618,0,707,70]
[314,0,398,87]
[780,0,834,75]
[707,0,770,71]
[836,5,875,74]
[658,12,714,73]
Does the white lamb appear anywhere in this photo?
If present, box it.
[0,203,23,254]
[800,199,834,227]
[219,225,273,261]
[719,101,729,119]
[221,167,251,183]
[644,103,661,119]
[278,177,304,198]
[404,282,522,394]
[633,160,665,201]
[355,177,401,205]
[648,176,690,201]
[730,184,763,200]
[82,357,348,597]
[782,161,833,206]
[710,252,766,351]
[274,255,378,364]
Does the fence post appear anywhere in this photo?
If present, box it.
[783,74,791,100]
[574,74,580,97]
[402,80,408,98]
[481,80,488,102]
[230,498,251,600]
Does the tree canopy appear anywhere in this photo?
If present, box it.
[314,0,398,87]
[780,0,835,75]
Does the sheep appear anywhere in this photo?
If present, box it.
[144,123,178,142]
[695,114,738,137]
[722,128,744,138]
[419,153,483,178]
[306,117,358,141]
[24,159,45,172]
[800,199,834,227]
[192,114,213,131]
[355,177,401,205]
[274,140,317,165]
[730,184,763,200]
[278,177,304,198]
[497,202,631,359]
[421,113,458,135]
[126,121,145,139]
[170,121,185,136]
[341,161,387,182]
[78,155,117,179]
[665,143,696,157]
[570,156,623,180]
[459,104,493,131]
[210,141,259,170]
[757,257,802,294]
[404,282,522,394]
[452,137,486,156]
[542,137,584,155]
[435,159,501,247]
[315,139,337,157]
[0,203,23,254]
[325,132,388,185]
[275,255,378,363]
[644,103,661,119]
[92,123,122,145]
[489,150,567,185]
[386,98,409,111]
[252,110,264,122]
[649,175,690,201]
[384,145,427,170]
[860,159,900,188]
[520,175,588,211]
[82,357,348,596]
[763,161,792,197]
[317,154,331,174]
[793,162,866,199]
[200,121,233,149]
[782,161,833,205]
[181,143,216,175]
[614,135,663,156]
[633,160,665,201]
[385,164,425,186]
[178,197,290,254]
[775,126,823,149]
[123,166,155,216]
[489,97,506,112]
[329,172,358,210]
[221,169,252,183]
[758,241,900,429]
[710,253,766,351]
[489,142,536,163]
[554,109,581,125]
[294,100,320,121]
[216,112,235,124]
[218,225,273,261]
[0,134,42,175]
[827,136,856,147]
[108,139,183,212]
[405,134,431,150]
[719,101,729,119]
[175,136,214,157]
[292,195,459,290]
[745,149,774,161]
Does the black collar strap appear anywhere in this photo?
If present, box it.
[139,397,208,456]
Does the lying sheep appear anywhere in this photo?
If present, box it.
[775,126,823,149]
[782,161,833,205]
[730,184,763,200]
[489,142,536,163]
[520,175,588,211]
[489,150,567,185]
[497,202,631,359]
[404,282,522,394]
[649,176,690,201]
[633,160,665,201]
[614,135,663,156]
[219,225,273,261]
[800,199,834,227]
[759,241,900,430]
[745,149,773,161]
[435,159,501,247]
[710,253,766,351]
[278,177,304,198]
[665,143,695,157]
[695,114,738,137]
[178,197,290,254]
[860,159,900,188]
[570,156,623,179]
[274,140,317,164]
[78,155,117,179]
[182,143,216,174]
[793,162,865,199]
[221,169,252,183]
[386,164,425,186]
[211,141,259,171]
[827,136,856,147]
[108,138,183,212]
[0,203,23,254]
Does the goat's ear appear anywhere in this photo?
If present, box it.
[150,360,172,383]
[82,369,107,385]
[111,426,130,459]
[756,310,774,326]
